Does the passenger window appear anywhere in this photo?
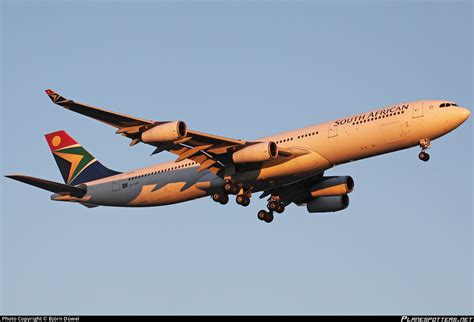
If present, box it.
[440,103,446,107]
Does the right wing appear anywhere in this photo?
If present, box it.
[5,174,87,197]
[45,89,301,177]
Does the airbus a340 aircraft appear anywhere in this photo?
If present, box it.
[6,90,470,223]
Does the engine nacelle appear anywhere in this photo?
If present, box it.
[306,195,349,213]
[310,176,354,198]
[141,121,187,143]
[232,142,278,164]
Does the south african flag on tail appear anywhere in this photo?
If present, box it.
[45,130,120,185]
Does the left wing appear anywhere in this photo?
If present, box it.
[45,89,296,176]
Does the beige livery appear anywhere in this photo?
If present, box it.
[6,90,470,223]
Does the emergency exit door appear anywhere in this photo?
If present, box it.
[413,102,424,118]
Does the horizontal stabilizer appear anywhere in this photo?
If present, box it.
[5,174,87,198]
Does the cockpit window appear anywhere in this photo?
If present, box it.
[440,102,459,108]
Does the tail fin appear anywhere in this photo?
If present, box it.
[44,130,120,185]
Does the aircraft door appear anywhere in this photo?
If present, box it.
[413,102,424,118]
[328,122,338,138]
[112,180,121,192]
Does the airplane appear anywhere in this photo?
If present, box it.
[5,90,470,223]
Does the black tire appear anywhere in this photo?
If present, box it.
[275,204,285,214]
[219,194,229,205]
[268,201,277,211]
[236,195,245,205]
[224,182,233,193]
[258,210,267,221]
[264,212,274,223]
[231,185,240,195]
[242,197,250,207]
[212,193,221,202]
[419,152,430,162]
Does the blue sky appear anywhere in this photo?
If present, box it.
[1,0,472,315]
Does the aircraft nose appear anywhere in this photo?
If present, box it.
[458,107,471,123]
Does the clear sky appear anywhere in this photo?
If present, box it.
[1,0,472,315]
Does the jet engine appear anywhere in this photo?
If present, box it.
[141,121,188,143]
[306,195,349,213]
[232,142,278,164]
[310,176,354,198]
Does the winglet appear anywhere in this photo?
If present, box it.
[45,89,69,105]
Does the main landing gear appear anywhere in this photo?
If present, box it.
[212,179,252,207]
[267,200,286,214]
[418,138,431,162]
[257,196,286,224]
[213,181,287,224]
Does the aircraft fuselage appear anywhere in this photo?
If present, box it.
[63,100,469,207]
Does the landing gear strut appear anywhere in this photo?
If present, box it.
[418,138,431,162]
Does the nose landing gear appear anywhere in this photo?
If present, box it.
[418,138,431,162]
[418,151,430,162]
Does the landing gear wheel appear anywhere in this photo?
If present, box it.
[258,210,268,221]
[268,201,278,211]
[236,195,251,207]
[212,192,222,202]
[236,194,245,204]
[224,180,238,195]
[219,194,229,205]
[212,192,229,205]
[231,185,240,195]
[264,212,274,223]
[257,210,274,223]
[418,138,431,162]
[242,197,250,207]
[275,204,285,214]
[418,151,430,162]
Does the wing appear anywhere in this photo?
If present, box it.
[259,173,325,205]
[5,174,87,197]
[45,89,298,176]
